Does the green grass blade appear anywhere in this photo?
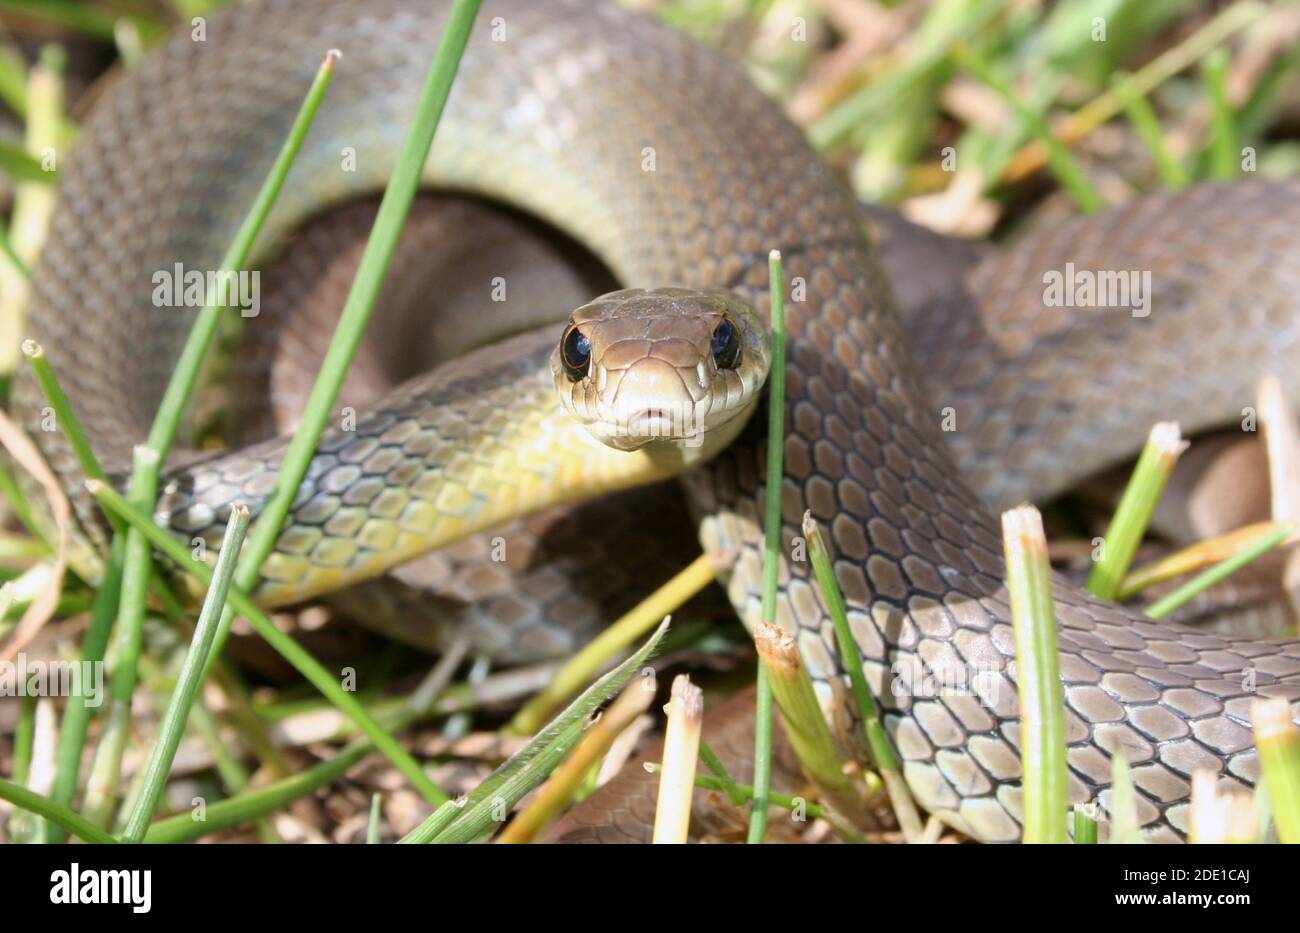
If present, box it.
[402,619,669,844]
[86,480,448,807]
[749,248,786,844]
[1110,71,1189,188]
[1201,47,1239,181]
[144,742,371,843]
[802,510,922,838]
[1145,523,1290,619]
[213,0,484,673]
[121,505,250,843]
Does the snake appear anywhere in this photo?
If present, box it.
[15,0,1300,842]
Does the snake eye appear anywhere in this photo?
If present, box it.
[710,316,741,370]
[561,325,591,381]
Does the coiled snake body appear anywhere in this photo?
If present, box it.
[18,0,1300,841]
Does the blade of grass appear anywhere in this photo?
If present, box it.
[1119,520,1295,599]
[41,536,122,842]
[144,740,371,843]
[498,674,655,844]
[1144,522,1291,619]
[1086,422,1187,600]
[802,510,921,839]
[1110,71,1189,189]
[121,505,249,843]
[70,48,344,830]
[1201,48,1239,182]
[86,479,447,807]
[698,740,746,807]
[749,248,787,844]
[1002,505,1067,843]
[206,0,484,676]
[81,445,159,827]
[508,551,726,735]
[408,619,670,844]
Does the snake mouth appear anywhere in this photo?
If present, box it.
[593,405,706,450]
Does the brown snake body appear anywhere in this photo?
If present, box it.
[16,0,1300,841]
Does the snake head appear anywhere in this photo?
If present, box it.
[551,287,770,453]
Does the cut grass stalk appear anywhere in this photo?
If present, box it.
[508,550,726,735]
[207,0,484,676]
[1118,519,1296,600]
[0,777,117,844]
[402,619,670,844]
[1073,804,1098,844]
[1201,48,1239,182]
[1188,769,1257,843]
[1144,522,1291,620]
[499,673,656,844]
[1107,751,1141,843]
[653,674,704,844]
[121,505,250,844]
[1110,72,1189,189]
[86,479,447,807]
[953,43,1102,214]
[1086,422,1187,600]
[753,622,864,826]
[802,509,921,839]
[1001,505,1067,843]
[749,247,786,844]
[1253,696,1300,844]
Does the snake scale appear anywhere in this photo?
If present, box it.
[16,0,1300,842]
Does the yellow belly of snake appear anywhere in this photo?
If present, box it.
[17,0,1300,842]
